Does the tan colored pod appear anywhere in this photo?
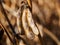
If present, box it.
[2,3,22,34]
[26,9,39,35]
[27,0,32,8]
[22,9,34,39]
[2,3,17,17]
[16,17,22,34]
[36,22,43,37]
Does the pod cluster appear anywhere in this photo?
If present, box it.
[2,0,43,40]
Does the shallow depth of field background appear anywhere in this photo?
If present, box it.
[0,0,60,45]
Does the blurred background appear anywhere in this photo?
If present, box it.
[0,0,60,45]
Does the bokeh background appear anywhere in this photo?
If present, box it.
[0,0,60,45]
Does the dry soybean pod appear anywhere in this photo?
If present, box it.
[22,9,34,39]
[2,3,22,34]
[16,8,22,34]
[26,9,39,35]
[36,22,43,37]
[16,16,21,34]
[2,3,17,17]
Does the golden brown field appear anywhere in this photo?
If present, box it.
[0,0,60,45]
